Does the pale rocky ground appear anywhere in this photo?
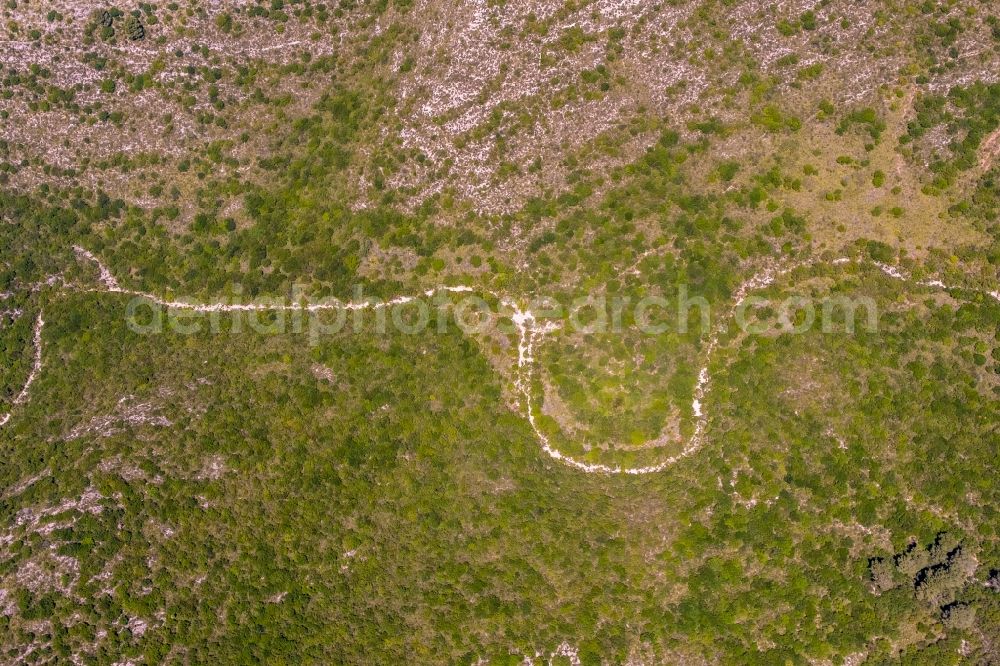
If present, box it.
[2,0,997,219]
[387,0,1000,214]
[0,0,364,219]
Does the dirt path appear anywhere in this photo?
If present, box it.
[1,247,997,475]
[0,312,43,428]
[980,127,1000,171]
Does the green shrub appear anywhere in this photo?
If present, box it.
[124,14,145,40]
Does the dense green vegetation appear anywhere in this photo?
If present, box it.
[1,256,997,664]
